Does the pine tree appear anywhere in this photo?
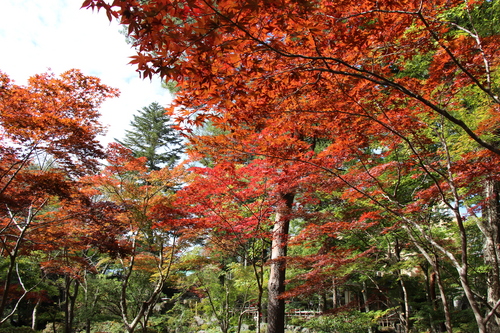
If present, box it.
[116,102,183,170]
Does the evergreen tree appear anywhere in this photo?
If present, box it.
[116,102,183,170]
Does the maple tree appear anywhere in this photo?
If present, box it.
[84,143,189,333]
[176,160,291,332]
[83,0,500,332]
[82,0,500,150]
[0,69,118,326]
[35,187,136,333]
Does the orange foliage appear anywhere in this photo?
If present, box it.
[83,0,500,310]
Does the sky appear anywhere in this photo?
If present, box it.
[0,0,172,144]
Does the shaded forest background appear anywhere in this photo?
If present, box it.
[2,0,500,332]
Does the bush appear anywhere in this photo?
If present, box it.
[303,311,377,333]
[0,327,36,333]
[88,321,124,333]
[41,322,62,333]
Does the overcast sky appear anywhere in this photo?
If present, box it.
[0,0,172,144]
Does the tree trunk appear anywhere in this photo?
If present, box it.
[362,280,370,312]
[64,276,79,333]
[434,264,453,333]
[480,179,500,332]
[319,292,327,313]
[267,193,294,333]
[85,318,91,333]
[394,238,410,333]
[0,208,34,325]
[0,255,17,323]
[362,281,373,333]
[402,218,488,332]
[251,244,265,333]
[399,277,410,333]
[31,298,40,330]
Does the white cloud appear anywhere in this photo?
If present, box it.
[0,0,172,144]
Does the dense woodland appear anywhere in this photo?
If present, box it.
[2,0,500,332]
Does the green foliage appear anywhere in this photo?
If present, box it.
[450,309,478,333]
[116,102,183,170]
[0,327,35,333]
[72,273,121,329]
[411,302,445,332]
[182,261,261,333]
[40,323,63,333]
[299,311,381,333]
[444,0,500,37]
[155,298,198,333]
[86,320,124,333]
[396,53,433,80]
[162,80,181,94]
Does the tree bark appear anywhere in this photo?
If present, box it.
[251,244,266,333]
[434,264,453,333]
[332,279,338,309]
[480,180,500,332]
[31,298,40,330]
[362,281,373,333]
[267,193,294,333]
[64,276,79,333]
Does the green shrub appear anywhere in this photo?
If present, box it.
[87,321,124,333]
[303,311,377,333]
[0,327,36,333]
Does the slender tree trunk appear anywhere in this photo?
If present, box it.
[332,278,338,309]
[394,238,410,333]
[251,244,265,333]
[434,263,453,333]
[428,269,441,333]
[85,319,91,333]
[81,270,101,333]
[31,298,40,330]
[401,219,488,332]
[399,277,410,333]
[267,193,294,333]
[429,269,437,311]
[425,261,453,333]
[319,292,327,313]
[362,280,370,312]
[64,276,79,333]
[458,267,489,333]
[0,255,17,323]
[480,180,500,332]
[0,208,34,324]
[362,281,373,333]
[435,128,497,332]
